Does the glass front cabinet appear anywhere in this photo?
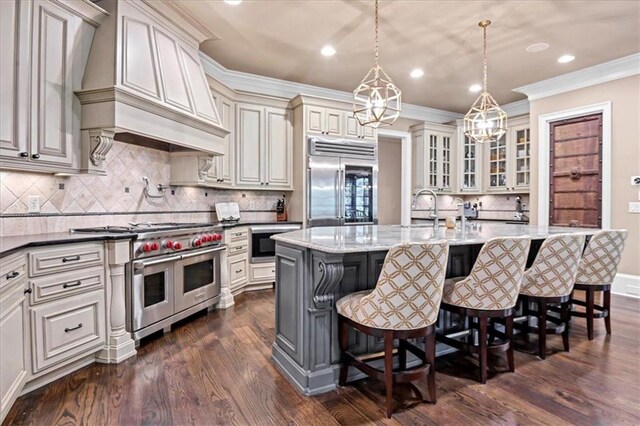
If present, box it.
[456,121,483,194]
[411,123,456,193]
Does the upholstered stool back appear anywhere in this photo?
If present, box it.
[337,241,449,331]
[442,236,531,310]
[575,230,628,285]
[520,233,586,298]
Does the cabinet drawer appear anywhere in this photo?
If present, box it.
[229,256,247,285]
[228,244,248,256]
[28,243,103,277]
[227,227,248,244]
[1,252,26,292]
[30,290,105,373]
[250,263,276,282]
[30,266,104,305]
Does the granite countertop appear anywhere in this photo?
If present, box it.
[1,232,137,258]
[271,223,597,254]
[219,221,302,229]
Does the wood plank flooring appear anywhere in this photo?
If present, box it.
[4,290,640,425]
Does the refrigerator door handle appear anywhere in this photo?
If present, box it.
[339,168,345,224]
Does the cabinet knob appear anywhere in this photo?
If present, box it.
[265,182,269,185]
[260,182,264,185]
[31,153,40,159]
[19,152,28,158]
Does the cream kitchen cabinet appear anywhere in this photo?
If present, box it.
[209,92,235,187]
[0,0,105,173]
[235,103,293,190]
[305,106,343,137]
[411,123,456,193]
[224,227,248,294]
[484,115,530,193]
[344,114,377,141]
[0,253,28,424]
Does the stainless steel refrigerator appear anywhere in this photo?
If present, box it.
[307,137,378,227]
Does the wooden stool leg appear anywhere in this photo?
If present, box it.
[384,331,394,418]
[399,339,407,371]
[425,329,437,403]
[338,316,350,386]
[604,289,612,335]
[488,318,496,344]
[479,316,488,384]
[505,314,515,372]
[538,301,547,360]
[561,301,570,352]
[586,287,595,340]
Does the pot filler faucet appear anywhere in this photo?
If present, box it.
[411,189,439,229]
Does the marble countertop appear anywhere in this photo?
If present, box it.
[1,232,137,258]
[271,223,598,254]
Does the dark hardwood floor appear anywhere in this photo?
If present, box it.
[4,290,640,425]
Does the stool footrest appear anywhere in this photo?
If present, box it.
[344,351,430,384]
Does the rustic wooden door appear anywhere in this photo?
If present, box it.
[549,114,602,228]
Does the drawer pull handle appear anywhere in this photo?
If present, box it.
[235,247,243,250]
[63,281,82,289]
[62,256,81,263]
[235,269,243,273]
[5,271,19,280]
[234,233,242,236]
[65,323,83,333]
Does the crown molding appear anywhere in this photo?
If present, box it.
[199,52,462,124]
[502,99,530,116]
[513,53,640,101]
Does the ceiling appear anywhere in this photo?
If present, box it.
[175,0,640,113]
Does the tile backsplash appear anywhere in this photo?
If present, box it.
[413,193,530,221]
[0,141,284,236]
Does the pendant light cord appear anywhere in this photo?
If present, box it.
[374,0,379,66]
[482,23,488,93]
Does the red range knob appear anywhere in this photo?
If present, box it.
[174,242,182,250]
[202,235,211,242]
[213,233,222,241]
[142,243,152,253]
[151,242,159,251]
[165,241,174,249]
[193,238,202,247]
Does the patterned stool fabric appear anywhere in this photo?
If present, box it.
[442,236,531,310]
[520,233,586,297]
[336,241,449,331]
[575,230,628,285]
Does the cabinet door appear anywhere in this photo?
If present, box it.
[0,0,29,161]
[344,114,360,139]
[513,126,531,190]
[235,103,264,186]
[360,123,376,140]
[0,280,27,423]
[487,134,508,191]
[211,94,234,184]
[460,134,479,192]
[29,1,75,167]
[264,107,292,188]
[325,109,343,136]
[412,131,426,191]
[439,133,453,191]
[426,133,439,189]
[306,106,324,134]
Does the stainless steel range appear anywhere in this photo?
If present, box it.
[71,223,225,341]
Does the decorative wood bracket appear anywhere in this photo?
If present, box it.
[198,156,214,181]
[88,130,114,167]
[313,261,344,309]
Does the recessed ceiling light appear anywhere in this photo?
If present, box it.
[224,0,242,5]
[526,42,549,53]
[320,45,336,57]
[469,84,482,93]
[558,54,575,63]
[410,68,424,78]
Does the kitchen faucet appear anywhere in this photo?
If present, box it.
[411,189,439,229]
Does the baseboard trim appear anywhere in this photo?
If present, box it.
[612,273,640,298]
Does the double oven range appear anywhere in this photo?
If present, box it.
[72,223,224,341]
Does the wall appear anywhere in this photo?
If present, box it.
[377,137,402,224]
[529,75,640,276]
[0,141,282,236]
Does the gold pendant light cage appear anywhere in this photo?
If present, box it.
[464,20,507,143]
[353,0,401,128]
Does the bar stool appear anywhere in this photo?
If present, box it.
[336,241,449,418]
[518,233,586,359]
[571,230,628,340]
[438,236,531,384]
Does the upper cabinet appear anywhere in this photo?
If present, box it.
[209,91,235,186]
[344,114,376,140]
[235,103,293,190]
[0,0,106,173]
[456,128,483,194]
[484,115,530,192]
[411,123,456,193]
[304,105,376,141]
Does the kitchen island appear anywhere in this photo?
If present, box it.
[271,223,597,395]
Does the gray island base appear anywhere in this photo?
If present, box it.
[271,223,597,395]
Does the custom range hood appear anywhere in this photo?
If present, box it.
[76,0,228,174]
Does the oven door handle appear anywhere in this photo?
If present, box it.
[133,255,181,271]
[179,245,226,260]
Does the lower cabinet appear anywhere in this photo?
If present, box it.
[228,254,248,293]
[249,263,276,283]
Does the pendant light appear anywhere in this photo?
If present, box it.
[464,20,507,143]
[353,0,401,128]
